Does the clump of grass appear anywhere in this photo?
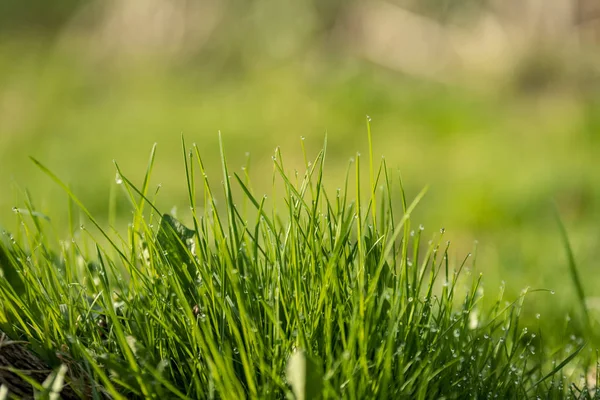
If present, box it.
[0,126,595,398]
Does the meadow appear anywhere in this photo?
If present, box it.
[1,27,600,397]
[1,40,600,327]
[0,131,597,398]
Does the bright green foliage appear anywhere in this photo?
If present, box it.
[0,132,596,399]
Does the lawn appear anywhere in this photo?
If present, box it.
[0,133,597,398]
[1,39,600,398]
[1,42,599,324]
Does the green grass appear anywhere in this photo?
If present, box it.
[0,130,597,398]
[2,44,600,325]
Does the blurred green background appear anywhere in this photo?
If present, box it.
[1,0,600,327]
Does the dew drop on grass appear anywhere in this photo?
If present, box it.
[550,290,555,295]
[366,115,372,122]
[408,297,413,303]
[536,313,541,319]
[453,329,460,338]
[115,172,123,185]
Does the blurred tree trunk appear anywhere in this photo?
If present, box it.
[0,332,79,399]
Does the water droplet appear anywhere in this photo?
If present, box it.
[366,115,372,122]
[536,313,540,319]
[440,228,445,234]
[550,290,555,295]
[115,172,123,185]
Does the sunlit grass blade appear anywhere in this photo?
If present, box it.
[554,206,591,329]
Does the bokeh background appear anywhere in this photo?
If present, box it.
[1,0,600,329]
